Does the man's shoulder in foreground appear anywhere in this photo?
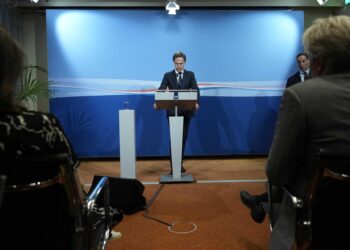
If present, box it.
[287,73,350,100]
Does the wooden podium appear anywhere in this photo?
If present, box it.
[155,90,198,183]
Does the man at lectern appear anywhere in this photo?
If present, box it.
[154,51,200,174]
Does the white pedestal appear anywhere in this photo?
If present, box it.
[119,109,136,179]
[159,116,194,184]
[155,90,197,184]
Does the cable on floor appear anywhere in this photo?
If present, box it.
[143,184,172,226]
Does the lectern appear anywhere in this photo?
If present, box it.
[155,90,198,183]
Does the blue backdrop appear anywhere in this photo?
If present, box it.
[46,9,304,158]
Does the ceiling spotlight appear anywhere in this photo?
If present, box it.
[30,0,39,3]
[316,0,328,5]
[166,0,180,15]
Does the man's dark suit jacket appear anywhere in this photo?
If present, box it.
[286,72,301,88]
[266,73,350,250]
[158,69,200,118]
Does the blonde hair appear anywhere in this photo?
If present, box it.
[303,15,350,74]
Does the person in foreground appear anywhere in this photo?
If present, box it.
[286,52,312,88]
[0,26,76,160]
[154,51,200,174]
[241,15,350,250]
[0,25,121,248]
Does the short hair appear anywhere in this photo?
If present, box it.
[296,52,309,60]
[173,51,186,62]
[303,15,350,74]
[0,25,25,110]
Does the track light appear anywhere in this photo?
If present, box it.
[165,0,180,15]
[316,0,328,5]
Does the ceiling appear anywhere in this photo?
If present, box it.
[10,0,346,8]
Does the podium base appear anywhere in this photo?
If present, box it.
[159,174,195,184]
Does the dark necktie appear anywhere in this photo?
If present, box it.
[178,72,183,89]
[304,72,311,81]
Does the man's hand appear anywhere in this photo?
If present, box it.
[195,103,199,111]
[153,103,158,110]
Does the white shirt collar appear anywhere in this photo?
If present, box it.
[299,69,311,81]
[299,69,310,75]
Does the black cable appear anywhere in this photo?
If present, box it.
[143,184,172,226]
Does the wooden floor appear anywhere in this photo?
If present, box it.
[78,156,270,250]
[78,156,268,186]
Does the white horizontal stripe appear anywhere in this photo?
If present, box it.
[141,179,267,185]
[50,77,286,98]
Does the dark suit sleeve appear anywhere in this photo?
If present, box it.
[266,88,307,187]
[158,73,169,90]
[286,73,301,88]
[189,72,198,89]
[189,72,200,103]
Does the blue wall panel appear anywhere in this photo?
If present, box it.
[50,94,280,157]
[46,9,304,157]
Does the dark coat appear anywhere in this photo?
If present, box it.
[266,73,350,249]
[286,72,301,88]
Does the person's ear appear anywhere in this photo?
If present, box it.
[310,57,325,77]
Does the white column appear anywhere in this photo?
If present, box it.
[169,116,184,179]
[119,109,136,179]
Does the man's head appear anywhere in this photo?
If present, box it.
[296,52,310,72]
[173,51,186,72]
[303,15,350,77]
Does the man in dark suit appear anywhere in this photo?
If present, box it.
[286,52,312,88]
[154,51,200,174]
[241,15,350,249]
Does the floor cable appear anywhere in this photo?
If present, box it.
[143,184,172,226]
